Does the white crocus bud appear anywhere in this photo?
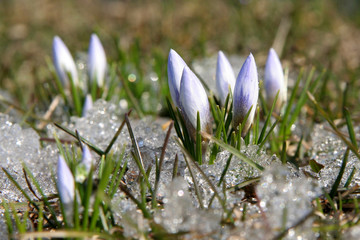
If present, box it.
[57,155,75,223]
[52,36,79,87]
[81,145,93,173]
[179,66,212,139]
[88,33,107,88]
[216,51,236,106]
[168,49,187,108]
[76,145,93,183]
[264,48,287,112]
[82,94,93,117]
[233,53,259,137]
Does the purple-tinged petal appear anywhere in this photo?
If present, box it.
[81,145,93,173]
[216,51,236,106]
[57,155,75,205]
[168,49,187,108]
[233,53,259,136]
[82,94,93,117]
[52,36,79,87]
[88,34,107,87]
[264,48,286,111]
[179,66,211,137]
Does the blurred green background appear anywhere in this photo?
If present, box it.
[0,0,360,114]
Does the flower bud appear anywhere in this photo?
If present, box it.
[81,145,93,173]
[82,94,93,117]
[179,66,212,139]
[52,36,79,87]
[88,34,107,87]
[168,49,187,108]
[216,51,236,106]
[57,155,75,206]
[76,145,93,183]
[233,53,259,137]
[264,48,286,111]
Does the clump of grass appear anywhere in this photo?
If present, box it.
[1,1,360,237]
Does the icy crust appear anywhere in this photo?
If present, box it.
[0,100,341,239]
[49,99,187,195]
[0,113,59,239]
[0,113,58,203]
[63,101,323,239]
[343,225,360,240]
[257,165,321,239]
[183,143,278,209]
[154,178,222,237]
[48,99,175,155]
[111,193,150,238]
[304,123,360,189]
[46,99,127,151]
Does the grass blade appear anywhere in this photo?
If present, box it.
[54,122,105,156]
[125,114,154,196]
[344,167,356,188]
[308,92,360,159]
[202,132,265,171]
[280,68,304,134]
[257,91,279,145]
[155,121,173,193]
[172,154,179,180]
[196,112,202,165]
[104,109,132,154]
[330,148,350,198]
[2,200,13,236]
[344,107,358,149]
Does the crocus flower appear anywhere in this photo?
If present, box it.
[81,145,93,173]
[76,145,93,183]
[88,33,107,88]
[82,94,93,117]
[179,66,212,139]
[52,36,79,87]
[216,51,236,106]
[57,155,75,221]
[168,49,187,108]
[233,53,259,137]
[264,48,286,111]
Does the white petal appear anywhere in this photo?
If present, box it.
[179,66,211,131]
[264,48,286,108]
[52,36,79,87]
[216,51,236,106]
[57,155,75,205]
[82,94,93,117]
[168,49,187,108]
[233,53,259,135]
[81,145,93,173]
[88,34,107,87]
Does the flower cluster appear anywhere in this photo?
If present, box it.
[53,34,107,89]
[168,48,285,138]
[57,145,93,223]
[52,34,107,116]
[168,49,212,139]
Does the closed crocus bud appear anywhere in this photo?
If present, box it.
[82,94,93,117]
[168,49,187,108]
[216,51,236,106]
[76,145,93,183]
[81,145,93,173]
[264,48,286,112]
[88,34,107,87]
[52,36,79,87]
[233,53,259,137]
[57,155,75,211]
[179,66,212,139]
